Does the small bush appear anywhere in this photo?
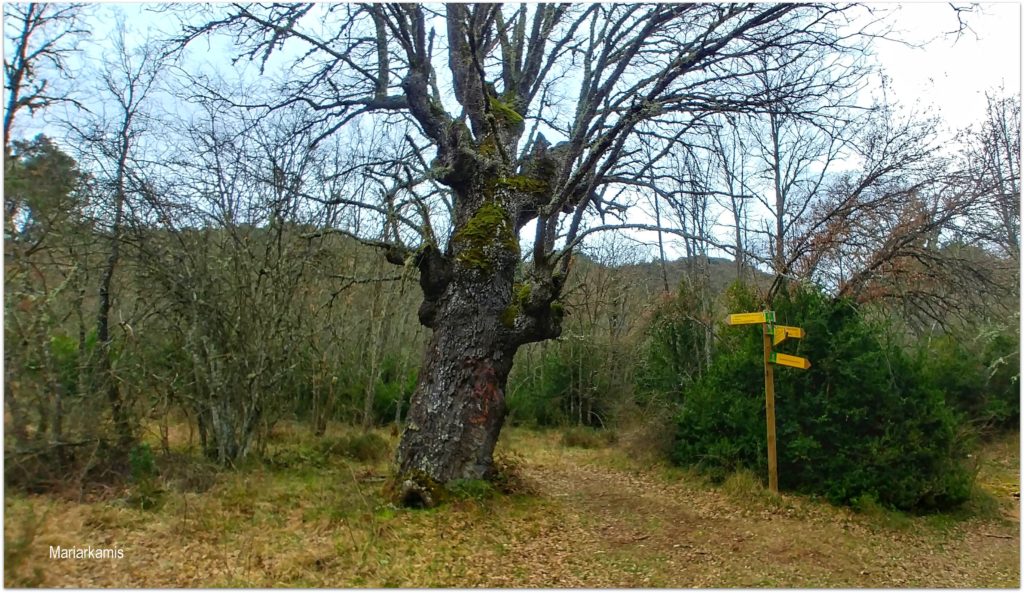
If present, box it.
[315,436,350,459]
[267,431,391,469]
[266,444,328,469]
[341,432,390,462]
[918,324,1020,433]
[127,444,164,511]
[157,452,219,493]
[561,426,616,449]
[315,432,391,463]
[129,444,157,482]
[490,451,537,496]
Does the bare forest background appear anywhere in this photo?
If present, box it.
[3,2,1019,511]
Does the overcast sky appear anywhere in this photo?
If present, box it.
[872,3,1020,135]
[7,2,1019,143]
[5,2,1020,263]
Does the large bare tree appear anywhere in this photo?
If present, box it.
[176,3,873,504]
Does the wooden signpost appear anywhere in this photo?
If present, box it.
[726,310,810,493]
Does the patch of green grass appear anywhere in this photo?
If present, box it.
[718,469,787,511]
[656,464,711,489]
[338,432,390,463]
[265,431,393,471]
[851,493,915,530]
[374,505,399,521]
[3,498,45,587]
[447,479,497,501]
[962,484,1004,519]
[561,426,616,449]
[920,485,1005,531]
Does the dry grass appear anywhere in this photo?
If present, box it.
[4,424,1019,587]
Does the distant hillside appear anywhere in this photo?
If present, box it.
[571,253,772,297]
[620,256,760,295]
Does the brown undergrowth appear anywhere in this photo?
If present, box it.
[4,424,1019,587]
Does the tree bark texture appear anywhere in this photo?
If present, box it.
[396,274,516,490]
[394,182,564,506]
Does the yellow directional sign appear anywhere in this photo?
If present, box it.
[772,325,805,346]
[770,352,811,370]
[726,311,775,325]
[726,309,809,494]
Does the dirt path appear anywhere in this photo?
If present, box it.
[493,440,1021,588]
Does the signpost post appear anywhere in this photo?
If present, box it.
[726,310,810,493]
[761,323,777,492]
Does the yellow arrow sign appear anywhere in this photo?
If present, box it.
[770,352,811,369]
[727,314,810,495]
[772,325,805,346]
[726,311,775,325]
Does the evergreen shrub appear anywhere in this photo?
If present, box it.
[917,324,1019,433]
[672,283,974,511]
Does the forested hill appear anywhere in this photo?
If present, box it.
[569,251,772,298]
[617,256,768,295]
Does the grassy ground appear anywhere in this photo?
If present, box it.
[4,424,1019,587]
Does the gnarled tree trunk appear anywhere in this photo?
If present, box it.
[394,180,564,506]
[396,277,516,491]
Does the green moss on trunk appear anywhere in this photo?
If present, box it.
[488,96,524,125]
[501,304,519,328]
[452,202,519,272]
[478,135,499,157]
[496,175,549,196]
[387,469,446,508]
[514,283,532,304]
